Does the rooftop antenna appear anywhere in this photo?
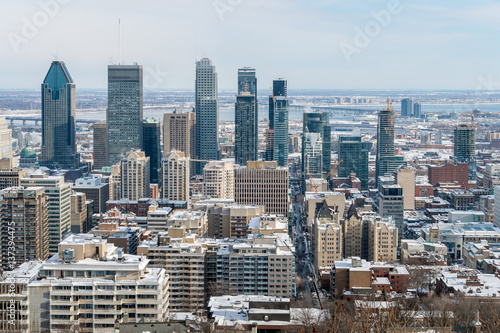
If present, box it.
[118,18,121,65]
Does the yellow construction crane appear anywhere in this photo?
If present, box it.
[310,160,343,195]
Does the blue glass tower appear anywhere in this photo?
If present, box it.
[40,61,79,169]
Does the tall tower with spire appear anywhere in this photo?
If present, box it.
[40,61,79,169]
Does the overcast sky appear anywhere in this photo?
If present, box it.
[1,0,499,90]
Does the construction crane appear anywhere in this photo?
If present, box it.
[309,160,343,195]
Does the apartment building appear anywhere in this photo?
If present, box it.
[206,204,265,239]
[121,151,150,201]
[312,200,342,269]
[203,160,234,199]
[70,192,88,233]
[162,150,190,203]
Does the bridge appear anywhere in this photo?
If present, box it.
[5,116,98,126]
[290,105,378,114]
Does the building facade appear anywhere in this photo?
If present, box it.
[338,136,369,190]
[143,119,161,184]
[162,151,190,202]
[203,160,234,199]
[121,151,150,201]
[92,122,108,170]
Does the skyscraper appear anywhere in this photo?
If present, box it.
[195,58,219,175]
[454,124,476,179]
[272,79,289,167]
[40,61,79,169]
[400,98,413,117]
[302,112,331,179]
[0,117,12,160]
[107,64,143,166]
[413,102,422,118]
[235,68,258,165]
[162,150,190,202]
[338,136,369,190]
[121,151,150,200]
[266,79,287,161]
[375,101,394,185]
[302,133,323,179]
[93,122,108,170]
[143,119,161,184]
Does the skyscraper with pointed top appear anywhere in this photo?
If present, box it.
[235,68,258,165]
[40,61,79,169]
[195,58,219,175]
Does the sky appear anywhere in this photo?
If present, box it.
[0,0,499,91]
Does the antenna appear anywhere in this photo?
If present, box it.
[118,18,121,65]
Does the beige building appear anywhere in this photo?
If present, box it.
[121,151,150,200]
[305,192,345,226]
[21,173,71,255]
[0,187,48,271]
[203,160,234,199]
[146,206,172,235]
[0,117,12,160]
[312,200,343,269]
[138,236,206,313]
[367,214,398,263]
[396,167,416,210]
[0,168,27,190]
[110,164,121,200]
[163,112,196,158]
[207,204,265,238]
[29,234,169,332]
[234,161,289,215]
[70,192,87,234]
[167,210,207,236]
[162,150,190,202]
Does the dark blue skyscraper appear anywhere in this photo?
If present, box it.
[195,58,219,175]
[401,98,413,117]
[40,61,79,169]
[235,68,258,165]
[272,79,289,167]
[338,136,369,190]
[143,119,161,184]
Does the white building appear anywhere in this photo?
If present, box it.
[121,151,150,200]
[162,151,190,203]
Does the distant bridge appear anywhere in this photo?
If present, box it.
[5,116,98,126]
[290,105,378,114]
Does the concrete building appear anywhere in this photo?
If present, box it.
[70,192,88,233]
[0,168,26,190]
[234,161,289,215]
[494,185,500,228]
[121,151,150,201]
[21,173,71,255]
[162,150,190,202]
[107,64,143,166]
[163,112,196,159]
[28,235,169,332]
[138,237,206,312]
[378,184,404,242]
[305,192,345,226]
[395,167,415,210]
[110,164,121,200]
[367,215,398,263]
[0,187,48,271]
[477,195,494,223]
[146,207,172,235]
[484,164,500,190]
[40,61,79,169]
[203,160,234,199]
[72,176,110,214]
[167,210,207,236]
[195,58,219,175]
[0,117,12,160]
[206,204,265,238]
[93,121,108,169]
[312,200,342,269]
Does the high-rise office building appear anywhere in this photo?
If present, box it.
[21,173,71,255]
[161,151,190,202]
[302,133,323,179]
[107,64,143,166]
[0,117,12,160]
[0,187,48,271]
[454,124,476,179]
[163,112,196,158]
[395,167,415,210]
[413,102,422,118]
[143,119,161,184]
[272,79,289,167]
[121,151,150,200]
[235,95,258,165]
[72,176,109,214]
[40,61,79,169]
[70,192,87,233]
[303,112,331,174]
[400,98,413,117]
[378,184,404,243]
[267,79,287,162]
[234,161,289,215]
[235,68,258,166]
[338,136,369,190]
[92,122,108,169]
[203,160,234,199]
[195,58,219,175]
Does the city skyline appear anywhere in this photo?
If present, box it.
[1,1,499,90]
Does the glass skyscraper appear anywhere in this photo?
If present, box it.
[454,124,476,179]
[195,58,219,175]
[272,79,288,167]
[401,98,413,117]
[302,112,331,175]
[40,61,79,169]
[376,104,399,185]
[235,68,258,165]
[107,64,143,166]
[143,119,161,184]
[338,136,369,190]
